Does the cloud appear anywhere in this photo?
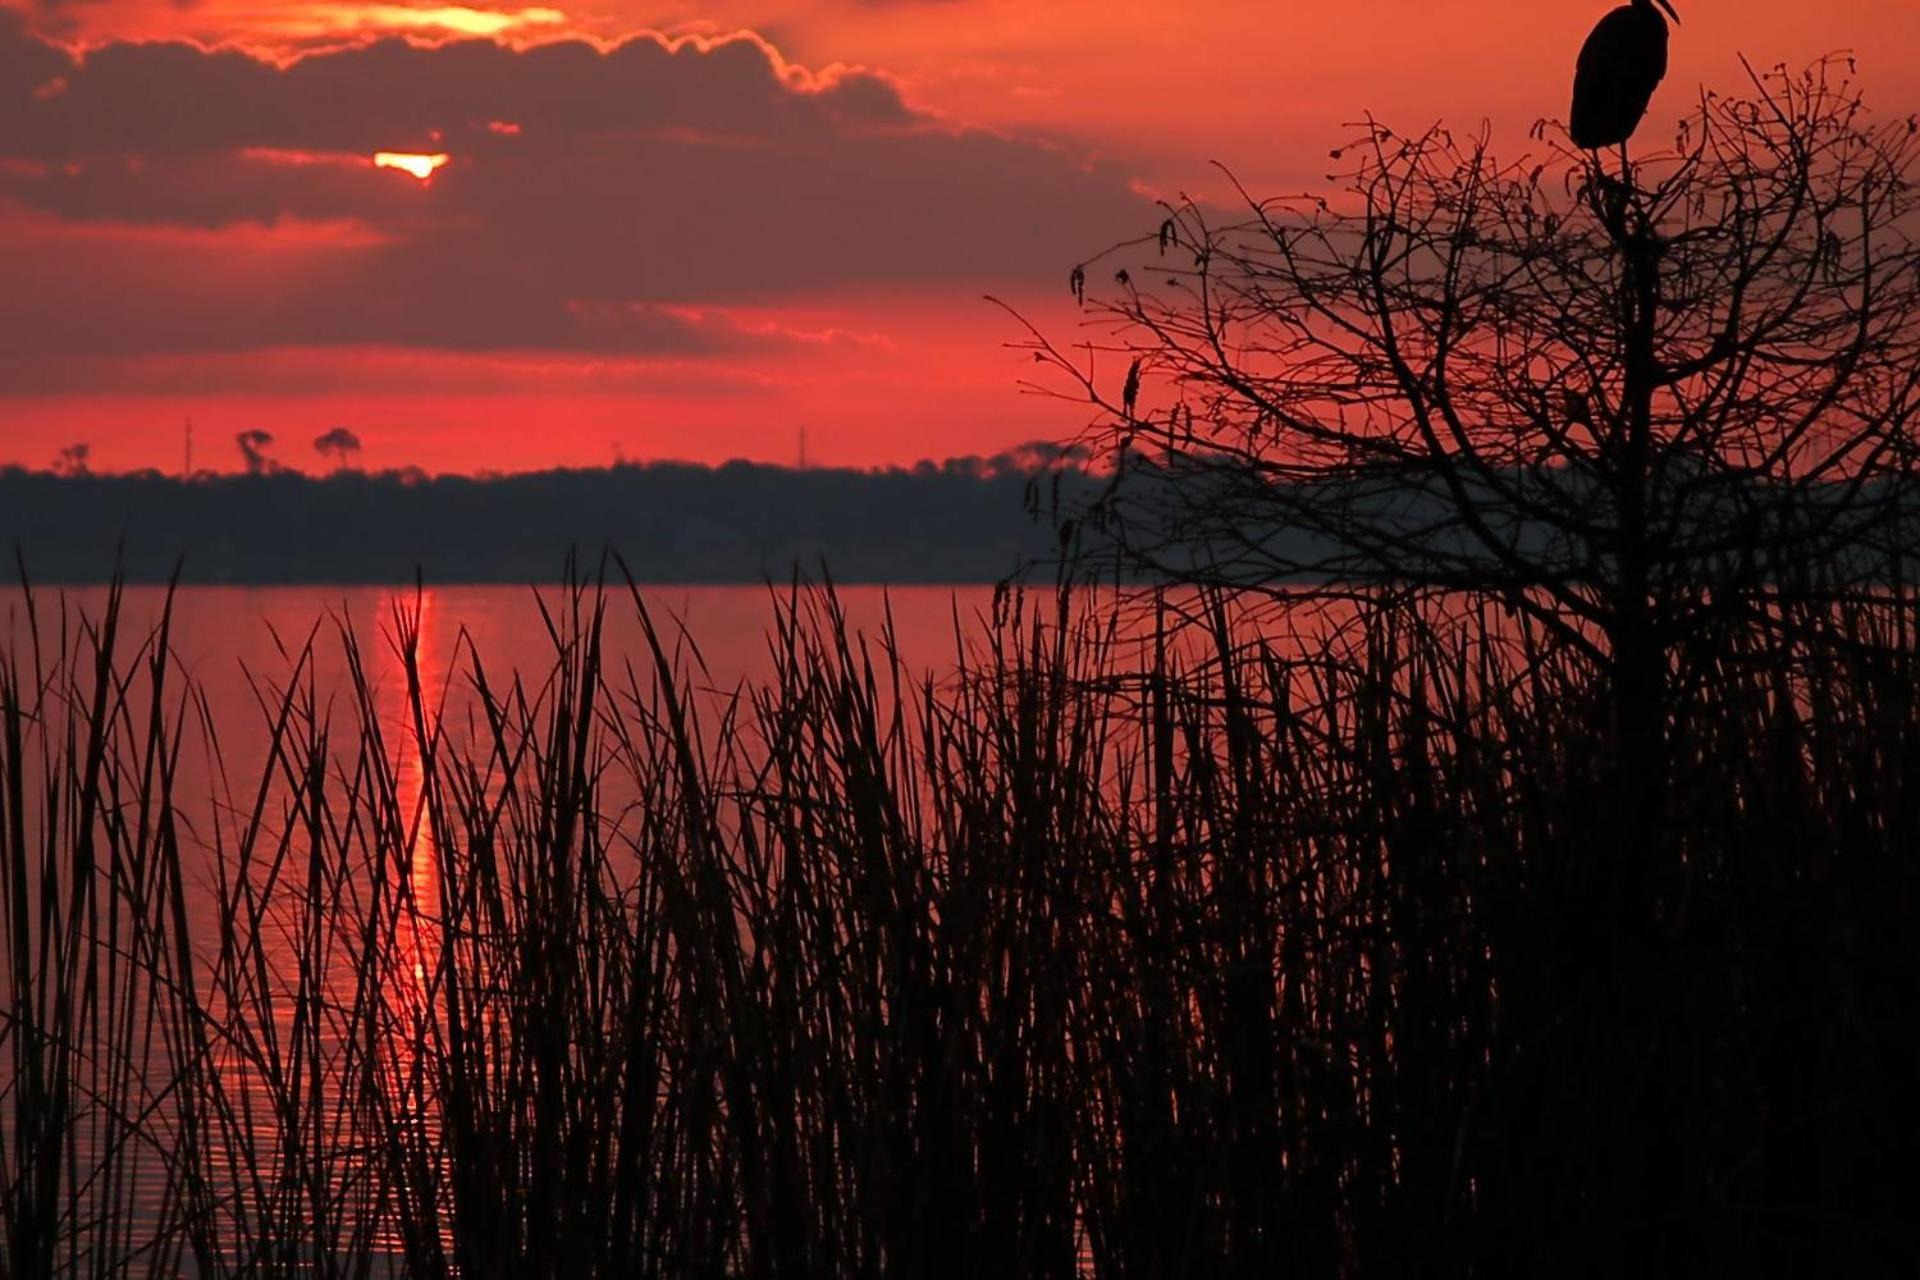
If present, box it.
[0,15,1153,361]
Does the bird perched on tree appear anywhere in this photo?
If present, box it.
[1570,0,1681,153]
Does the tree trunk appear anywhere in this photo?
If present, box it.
[1610,194,1668,896]
[1600,187,1684,1264]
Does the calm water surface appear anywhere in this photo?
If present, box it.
[15,581,995,715]
[3,583,1005,1267]
[2,580,1393,1270]
[8,581,1010,886]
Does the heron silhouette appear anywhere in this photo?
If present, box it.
[1571,0,1680,173]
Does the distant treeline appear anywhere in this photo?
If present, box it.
[0,453,1099,584]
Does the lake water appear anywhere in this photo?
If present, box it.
[2,582,1013,1270]
[6,581,1011,822]
[9,580,998,716]
[0,579,1393,1273]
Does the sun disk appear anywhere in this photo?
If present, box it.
[373,151,449,181]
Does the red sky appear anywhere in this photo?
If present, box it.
[2,0,1914,475]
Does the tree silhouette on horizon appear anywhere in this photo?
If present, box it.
[235,429,277,476]
[314,427,364,471]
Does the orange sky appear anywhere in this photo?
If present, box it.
[2,0,1915,474]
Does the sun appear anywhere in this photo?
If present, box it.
[374,151,450,181]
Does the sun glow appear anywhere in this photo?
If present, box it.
[262,5,567,40]
[373,151,449,181]
[368,5,565,36]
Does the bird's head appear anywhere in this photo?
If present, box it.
[1639,0,1681,22]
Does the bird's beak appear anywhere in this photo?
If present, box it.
[1656,0,1680,22]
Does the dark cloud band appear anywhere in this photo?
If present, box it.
[0,15,1151,358]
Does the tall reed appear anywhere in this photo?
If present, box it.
[2,572,1913,1277]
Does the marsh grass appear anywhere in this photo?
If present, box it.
[2,570,1914,1277]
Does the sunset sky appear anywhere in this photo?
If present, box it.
[3,0,1914,474]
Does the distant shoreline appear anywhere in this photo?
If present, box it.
[2,454,1089,587]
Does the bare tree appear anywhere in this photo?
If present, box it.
[314,426,364,471]
[235,429,277,476]
[1019,57,1920,818]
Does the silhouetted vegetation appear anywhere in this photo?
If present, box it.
[1033,59,1920,650]
[313,428,364,471]
[234,429,278,476]
[999,56,1920,1267]
[2,574,1914,1277]
[0,451,1095,584]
